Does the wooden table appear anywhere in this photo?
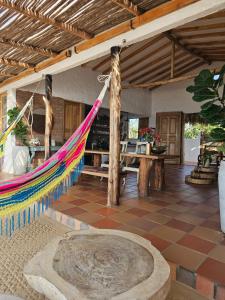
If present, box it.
[85,150,179,197]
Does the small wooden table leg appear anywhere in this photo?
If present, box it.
[93,154,101,167]
[151,159,165,191]
[138,158,153,197]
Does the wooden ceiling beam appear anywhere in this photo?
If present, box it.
[121,41,170,75]
[0,0,92,40]
[186,41,225,47]
[134,56,200,85]
[181,31,225,40]
[126,49,185,82]
[202,10,225,19]
[171,40,175,78]
[175,22,225,32]
[164,31,211,64]
[128,60,205,88]
[0,57,33,69]
[0,37,58,57]
[102,34,164,74]
[0,71,15,78]
[111,0,142,16]
[75,0,199,53]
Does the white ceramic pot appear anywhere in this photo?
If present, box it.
[219,160,225,233]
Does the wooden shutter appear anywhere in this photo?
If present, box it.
[64,101,84,140]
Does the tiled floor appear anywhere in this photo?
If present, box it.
[51,164,225,298]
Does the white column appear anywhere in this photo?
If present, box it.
[2,89,16,174]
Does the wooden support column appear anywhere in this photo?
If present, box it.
[107,46,121,207]
[171,40,175,78]
[44,74,53,160]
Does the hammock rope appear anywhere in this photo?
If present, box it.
[0,74,111,236]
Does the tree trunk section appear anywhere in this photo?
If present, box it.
[107,46,121,207]
[44,74,53,160]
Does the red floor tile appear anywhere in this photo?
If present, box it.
[93,218,122,229]
[166,219,195,232]
[200,220,221,231]
[95,207,118,216]
[61,206,86,216]
[197,258,225,286]
[178,234,216,254]
[144,233,171,251]
[126,207,150,217]
[70,199,89,206]
[150,200,169,207]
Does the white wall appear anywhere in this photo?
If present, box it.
[21,66,151,117]
[149,62,224,126]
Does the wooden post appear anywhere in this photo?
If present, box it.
[44,74,53,160]
[107,46,121,207]
[170,40,175,78]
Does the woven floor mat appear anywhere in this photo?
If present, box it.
[0,216,71,300]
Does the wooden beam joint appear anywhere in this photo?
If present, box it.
[111,0,142,16]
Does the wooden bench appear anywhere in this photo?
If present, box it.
[81,166,127,186]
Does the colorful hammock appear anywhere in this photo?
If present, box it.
[0,76,110,236]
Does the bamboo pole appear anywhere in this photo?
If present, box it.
[107,46,121,207]
[44,74,53,160]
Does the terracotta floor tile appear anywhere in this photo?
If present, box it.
[191,226,224,244]
[158,208,180,218]
[163,244,206,271]
[75,212,104,224]
[62,206,87,217]
[126,207,150,217]
[166,219,195,232]
[144,233,171,251]
[117,224,146,236]
[200,220,221,231]
[95,207,118,216]
[175,213,205,226]
[110,212,139,224]
[70,199,89,206]
[166,204,190,213]
[143,212,172,224]
[208,245,225,264]
[178,234,216,254]
[127,218,159,232]
[150,200,169,207]
[197,258,225,286]
[150,225,185,242]
[93,218,122,229]
[51,201,75,211]
[80,202,104,211]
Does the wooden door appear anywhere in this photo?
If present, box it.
[64,101,84,140]
[156,112,183,163]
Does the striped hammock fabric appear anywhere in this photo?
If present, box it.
[0,76,110,236]
[0,95,34,158]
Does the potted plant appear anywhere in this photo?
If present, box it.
[186,64,225,232]
[7,106,29,146]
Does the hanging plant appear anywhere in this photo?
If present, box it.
[7,106,29,146]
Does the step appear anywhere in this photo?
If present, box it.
[191,171,217,180]
[185,175,214,185]
[196,166,218,173]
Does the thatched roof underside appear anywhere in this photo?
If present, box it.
[0,0,169,84]
[83,9,225,89]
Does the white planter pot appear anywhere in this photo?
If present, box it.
[219,160,225,233]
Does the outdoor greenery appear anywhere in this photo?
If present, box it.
[184,122,217,140]
[186,64,225,151]
[7,107,28,146]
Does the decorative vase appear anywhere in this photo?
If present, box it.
[219,160,225,233]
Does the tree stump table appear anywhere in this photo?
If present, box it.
[24,229,170,300]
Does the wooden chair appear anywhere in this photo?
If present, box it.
[123,141,148,183]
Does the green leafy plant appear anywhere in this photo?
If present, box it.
[184,122,217,140]
[7,107,28,146]
[186,64,225,151]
